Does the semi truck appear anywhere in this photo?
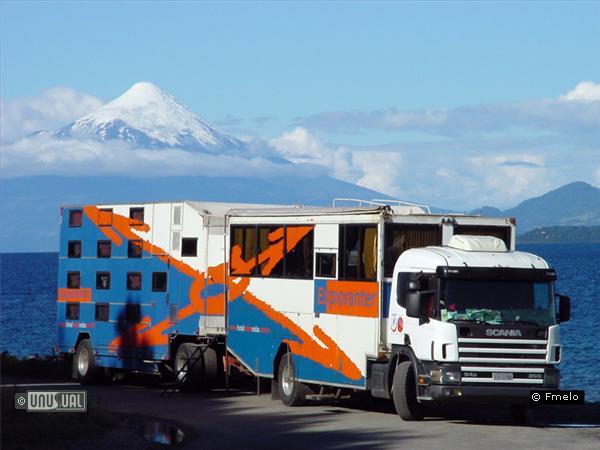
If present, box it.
[56,200,570,420]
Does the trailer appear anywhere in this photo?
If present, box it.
[56,199,569,419]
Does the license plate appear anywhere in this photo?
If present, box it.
[493,372,514,381]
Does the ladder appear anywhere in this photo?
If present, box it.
[160,345,205,397]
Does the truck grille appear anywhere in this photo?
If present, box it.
[458,338,547,384]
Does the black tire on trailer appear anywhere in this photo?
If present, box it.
[392,360,424,421]
[202,346,218,389]
[74,339,100,384]
[278,353,308,406]
[175,343,203,392]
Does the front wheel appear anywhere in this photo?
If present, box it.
[278,353,308,406]
[392,361,424,421]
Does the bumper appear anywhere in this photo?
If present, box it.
[422,384,544,404]
[417,364,560,404]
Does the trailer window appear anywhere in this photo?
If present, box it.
[125,304,141,323]
[97,240,111,258]
[258,226,284,277]
[66,303,79,320]
[285,226,314,279]
[316,253,336,278]
[181,238,198,257]
[128,240,143,258]
[339,224,377,281]
[152,272,167,292]
[95,303,109,322]
[127,272,142,290]
[453,225,511,248]
[67,271,80,289]
[96,272,110,290]
[230,226,258,276]
[384,224,442,277]
[129,207,144,224]
[69,209,82,227]
[98,208,113,227]
[68,240,81,258]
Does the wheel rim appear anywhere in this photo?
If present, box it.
[78,348,89,376]
[281,362,294,396]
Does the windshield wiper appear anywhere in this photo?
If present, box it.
[498,319,539,326]
[447,319,488,325]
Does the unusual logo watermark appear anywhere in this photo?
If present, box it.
[15,391,87,412]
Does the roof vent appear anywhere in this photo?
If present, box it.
[448,235,508,252]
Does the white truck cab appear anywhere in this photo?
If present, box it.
[383,235,571,420]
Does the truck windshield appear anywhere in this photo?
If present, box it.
[440,279,556,326]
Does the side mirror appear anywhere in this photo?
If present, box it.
[557,295,571,322]
[406,291,421,318]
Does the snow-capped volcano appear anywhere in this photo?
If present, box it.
[53,82,244,153]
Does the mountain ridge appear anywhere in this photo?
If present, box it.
[470,181,600,231]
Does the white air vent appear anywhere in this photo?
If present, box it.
[448,235,508,252]
[172,231,181,252]
[173,205,182,227]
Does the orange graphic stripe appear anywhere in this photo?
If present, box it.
[240,289,362,381]
[82,206,225,349]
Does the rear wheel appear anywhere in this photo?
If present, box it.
[278,353,308,406]
[175,343,218,391]
[74,339,100,384]
[392,361,424,421]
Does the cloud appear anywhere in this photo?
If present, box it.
[0,134,302,179]
[270,127,358,180]
[560,81,600,102]
[1,87,104,143]
[297,82,600,135]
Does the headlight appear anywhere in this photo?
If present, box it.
[430,367,461,384]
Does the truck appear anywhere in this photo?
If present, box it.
[56,199,570,420]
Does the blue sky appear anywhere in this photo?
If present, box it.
[1,1,599,209]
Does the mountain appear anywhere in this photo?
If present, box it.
[468,206,503,217]
[518,226,600,244]
[470,182,600,231]
[49,82,245,154]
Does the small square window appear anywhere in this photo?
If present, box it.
[125,304,141,323]
[98,208,113,226]
[67,271,80,289]
[316,253,336,278]
[96,272,110,290]
[66,302,80,320]
[128,240,143,258]
[68,240,81,258]
[97,240,111,258]
[95,303,109,322]
[129,207,145,224]
[127,272,142,290]
[152,272,167,292]
[181,238,198,257]
[69,210,82,227]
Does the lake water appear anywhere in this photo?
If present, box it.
[1,244,599,402]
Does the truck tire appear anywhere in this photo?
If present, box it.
[278,353,307,406]
[392,361,424,421]
[202,346,218,389]
[175,343,203,391]
[74,339,100,384]
[509,404,533,424]
[175,343,218,391]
